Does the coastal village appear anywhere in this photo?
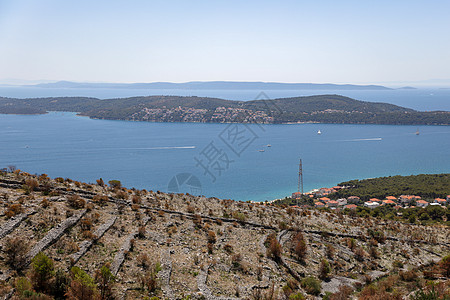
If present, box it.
[292,186,450,210]
[129,106,274,123]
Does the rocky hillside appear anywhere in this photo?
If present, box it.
[0,170,449,299]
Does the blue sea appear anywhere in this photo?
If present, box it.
[1,109,449,202]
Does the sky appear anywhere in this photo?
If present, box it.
[1,0,450,85]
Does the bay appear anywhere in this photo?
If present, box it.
[1,112,449,202]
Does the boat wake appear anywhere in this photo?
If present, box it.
[119,146,196,150]
[343,138,382,142]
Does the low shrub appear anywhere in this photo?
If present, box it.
[5,203,23,218]
[319,259,332,280]
[266,233,282,262]
[93,194,109,206]
[207,230,216,244]
[399,269,417,282]
[301,276,321,296]
[4,237,29,271]
[292,232,307,260]
[67,195,85,209]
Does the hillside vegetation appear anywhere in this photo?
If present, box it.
[330,174,450,201]
[0,169,449,299]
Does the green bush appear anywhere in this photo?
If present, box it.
[67,266,98,299]
[289,292,305,300]
[108,180,122,189]
[319,259,332,280]
[440,255,450,277]
[31,252,54,293]
[95,264,115,300]
[52,269,69,299]
[15,277,33,296]
[411,285,439,300]
[301,276,321,295]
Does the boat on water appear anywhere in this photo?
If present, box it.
[266,144,271,147]
[317,130,321,135]
[416,129,420,135]
[258,149,265,152]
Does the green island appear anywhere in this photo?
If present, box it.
[1,94,449,125]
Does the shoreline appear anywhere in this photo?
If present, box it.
[1,110,449,126]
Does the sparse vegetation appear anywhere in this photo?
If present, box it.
[0,171,448,299]
[4,236,28,271]
[67,195,86,209]
[291,231,307,261]
[301,276,321,295]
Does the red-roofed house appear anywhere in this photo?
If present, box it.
[328,200,338,207]
[315,188,336,197]
[345,204,357,210]
[416,200,429,208]
[319,197,331,202]
[315,202,325,208]
[370,198,381,202]
[435,198,447,205]
[386,196,397,201]
[347,196,360,204]
[382,199,396,205]
[292,192,302,199]
[399,195,417,203]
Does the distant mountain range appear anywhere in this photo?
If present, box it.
[1,94,448,125]
[31,81,393,90]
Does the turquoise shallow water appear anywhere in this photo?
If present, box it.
[1,112,449,201]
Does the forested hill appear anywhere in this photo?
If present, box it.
[330,174,450,200]
[0,94,449,125]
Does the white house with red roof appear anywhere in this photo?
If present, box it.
[434,198,447,205]
[416,200,429,207]
[328,200,338,207]
[345,204,357,210]
[382,199,396,205]
[364,201,380,209]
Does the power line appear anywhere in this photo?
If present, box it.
[298,158,303,205]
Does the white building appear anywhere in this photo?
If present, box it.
[337,198,348,206]
[364,201,380,209]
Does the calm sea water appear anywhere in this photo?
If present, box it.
[1,86,450,111]
[1,112,449,202]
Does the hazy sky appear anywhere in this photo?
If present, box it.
[1,0,449,84]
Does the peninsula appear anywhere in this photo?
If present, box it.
[0,94,449,125]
